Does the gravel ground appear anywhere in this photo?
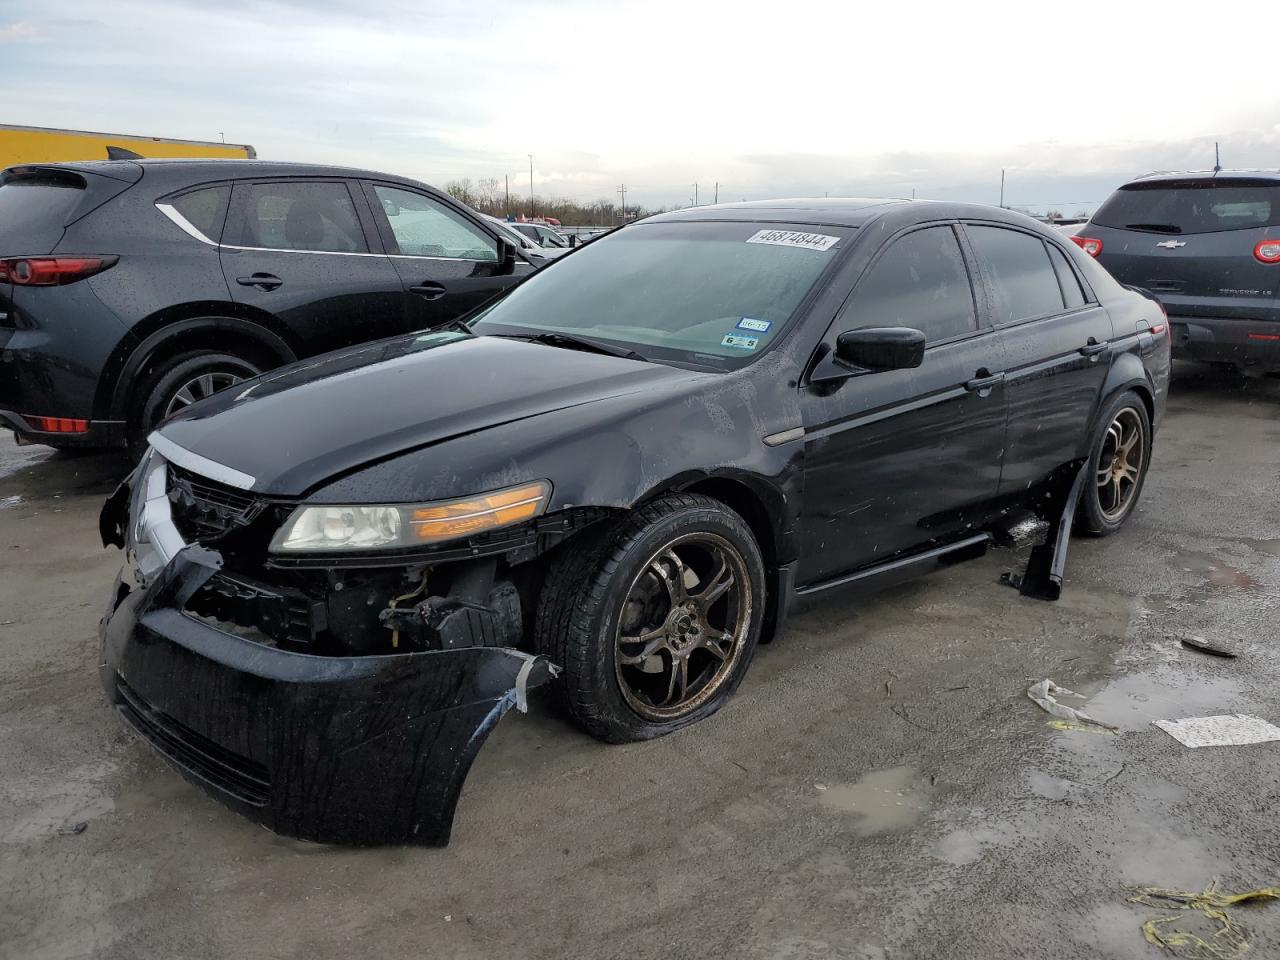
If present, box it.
[2,362,1278,960]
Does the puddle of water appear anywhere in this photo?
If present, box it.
[0,494,23,509]
[1170,549,1261,592]
[816,766,928,835]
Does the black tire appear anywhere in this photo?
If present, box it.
[534,493,767,743]
[131,351,261,450]
[1075,389,1152,537]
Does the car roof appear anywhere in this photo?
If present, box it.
[1126,168,1280,185]
[646,197,1047,230]
[13,158,436,189]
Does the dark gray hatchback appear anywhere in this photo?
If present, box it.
[1075,171,1280,374]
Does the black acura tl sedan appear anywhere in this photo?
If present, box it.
[99,198,1170,845]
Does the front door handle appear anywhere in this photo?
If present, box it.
[1079,339,1108,358]
[409,282,447,301]
[964,370,1004,395]
[236,273,282,291]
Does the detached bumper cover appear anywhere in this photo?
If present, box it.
[99,541,557,847]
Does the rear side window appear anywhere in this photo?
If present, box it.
[843,225,977,343]
[967,226,1063,323]
[169,185,230,242]
[1092,180,1280,234]
[1047,245,1086,309]
[229,181,368,253]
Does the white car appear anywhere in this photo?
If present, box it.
[510,221,572,252]
[484,216,569,260]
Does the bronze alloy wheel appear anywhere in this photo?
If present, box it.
[164,371,246,417]
[1096,407,1146,522]
[614,532,752,721]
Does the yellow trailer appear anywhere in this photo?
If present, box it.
[0,124,255,169]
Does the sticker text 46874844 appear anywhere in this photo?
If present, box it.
[745,229,840,252]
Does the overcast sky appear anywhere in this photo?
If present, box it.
[4,0,1277,213]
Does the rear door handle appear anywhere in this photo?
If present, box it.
[964,370,1004,395]
[409,282,447,301]
[236,273,282,291]
[1079,339,1108,358]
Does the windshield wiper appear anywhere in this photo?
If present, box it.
[1123,222,1183,234]
[504,331,649,362]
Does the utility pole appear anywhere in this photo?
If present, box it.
[617,184,627,222]
[999,169,1005,208]
[218,132,225,143]
[505,175,510,217]
[528,154,534,218]
[714,182,718,204]
[911,187,916,200]
[694,182,698,207]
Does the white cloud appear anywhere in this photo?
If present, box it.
[4,0,1277,210]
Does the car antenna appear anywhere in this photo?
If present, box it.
[1213,141,1221,176]
[106,145,145,160]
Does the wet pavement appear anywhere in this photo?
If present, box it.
[2,363,1279,960]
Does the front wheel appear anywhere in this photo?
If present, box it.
[131,351,261,451]
[535,493,766,743]
[1075,390,1152,536]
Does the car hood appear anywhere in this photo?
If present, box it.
[155,331,701,496]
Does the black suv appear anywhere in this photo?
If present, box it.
[1075,170,1280,374]
[0,159,534,449]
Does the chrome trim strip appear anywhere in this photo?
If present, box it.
[132,456,187,581]
[763,427,805,447]
[155,203,217,246]
[221,243,495,264]
[147,432,257,490]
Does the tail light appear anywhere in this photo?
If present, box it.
[0,256,118,286]
[1071,236,1103,257]
[1151,298,1167,335]
[1253,240,1280,264]
[23,415,89,433]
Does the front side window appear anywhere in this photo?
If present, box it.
[471,220,848,369]
[230,181,367,253]
[842,226,977,343]
[373,185,497,261]
[967,226,1063,324]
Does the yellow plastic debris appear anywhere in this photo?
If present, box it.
[1128,882,1280,959]
[1047,719,1117,736]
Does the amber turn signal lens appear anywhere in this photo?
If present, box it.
[409,481,550,543]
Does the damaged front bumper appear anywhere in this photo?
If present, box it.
[98,457,557,846]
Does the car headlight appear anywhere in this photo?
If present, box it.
[268,480,552,552]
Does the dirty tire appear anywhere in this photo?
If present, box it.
[1075,389,1152,537]
[132,351,261,450]
[534,493,766,744]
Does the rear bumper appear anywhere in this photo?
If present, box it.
[0,409,124,448]
[1169,316,1280,371]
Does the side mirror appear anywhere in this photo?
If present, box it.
[497,237,518,275]
[835,327,926,371]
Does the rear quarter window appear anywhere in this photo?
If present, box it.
[169,185,230,242]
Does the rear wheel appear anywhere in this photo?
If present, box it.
[1076,390,1152,536]
[535,493,766,743]
[131,351,261,450]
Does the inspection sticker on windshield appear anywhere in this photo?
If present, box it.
[721,334,760,350]
[746,229,839,252]
[737,317,772,333]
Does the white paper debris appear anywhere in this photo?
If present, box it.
[1152,715,1280,748]
[1027,679,1119,732]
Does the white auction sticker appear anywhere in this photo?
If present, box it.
[746,229,840,252]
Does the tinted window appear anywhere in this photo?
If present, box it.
[967,226,1063,323]
[0,176,84,251]
[232,182,367,253]
[373,185,497,261]
[170,185,230,242]
[1047,244,1086,309]
[472,220,845,368]
[843,226,977,342]
[1092,180,1280,234]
